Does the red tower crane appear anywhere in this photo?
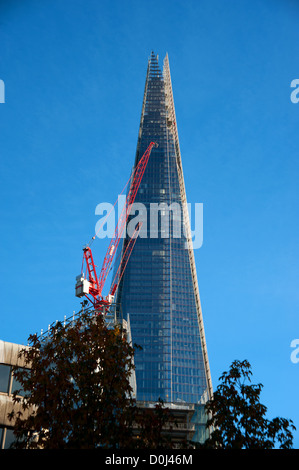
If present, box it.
[75,142,157,312]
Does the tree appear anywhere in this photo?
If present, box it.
[8,310,177,449]
[133,398,178,449]
[9,311,139,449]
[202,360,296,449]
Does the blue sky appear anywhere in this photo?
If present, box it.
[0,0,298,447]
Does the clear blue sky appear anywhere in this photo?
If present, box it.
[0,0,298,447]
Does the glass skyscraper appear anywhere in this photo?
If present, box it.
[114,52,212,413]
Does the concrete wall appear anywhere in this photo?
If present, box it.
[0,340,29,367]
[0,341,31,429]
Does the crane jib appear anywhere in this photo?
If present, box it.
[75,142,158,311]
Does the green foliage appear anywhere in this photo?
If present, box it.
[202,360,296,449]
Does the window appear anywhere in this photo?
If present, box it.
[3,428,16,449]
[11,368,26,397]
[0,426,17,450]
[0,426,4,449]
[0,364,11,394]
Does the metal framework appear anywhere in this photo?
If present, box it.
[75,141,157,310]
[163,54,213,401]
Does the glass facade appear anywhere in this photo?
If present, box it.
[114,52,212,407]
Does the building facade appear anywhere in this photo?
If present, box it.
[114,52,212,440]
[0,315,202,448]
[0,341,30,449]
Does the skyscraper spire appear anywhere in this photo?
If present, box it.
[114,52,212,409]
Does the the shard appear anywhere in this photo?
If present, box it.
[114,52,212,442]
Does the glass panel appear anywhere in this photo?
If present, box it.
[0,426,4,449]
[11,368,26,396]
[3,428,16,449]
[0,364,11,394]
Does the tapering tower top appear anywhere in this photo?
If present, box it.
[114,52,213,405]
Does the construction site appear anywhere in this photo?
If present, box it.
[0,52,211,449]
